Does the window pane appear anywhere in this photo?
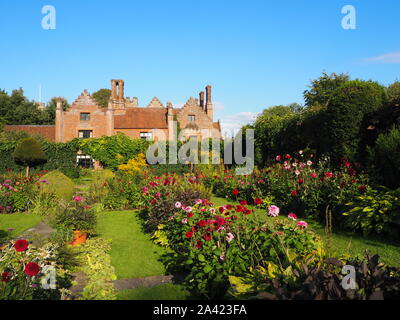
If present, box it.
[80,113,90,121]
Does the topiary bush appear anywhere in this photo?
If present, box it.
[12,137,47,177]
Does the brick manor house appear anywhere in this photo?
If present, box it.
[5,79,222,142]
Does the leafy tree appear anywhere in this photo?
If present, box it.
[92,89,111,108]
[303,72,350,107]
[12,137,47,177]
[324,80,387,162]
[43,97,70,124]
[387,81,400,106]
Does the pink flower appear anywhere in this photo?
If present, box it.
[325,172,333,178]
[142,187,148,193]
[155,192,161,198]
[276,155,281,161]
[195,199,202,204]
[209,208,215,214]
[181,218,188,224]
[185,206,193,213]
[226,233,234,242]
[297,221,308,229]
[73,196,82,202]
[307,160,313,166]
[175,202,182,208]
[288,213,297,221]
[268,205,280,217]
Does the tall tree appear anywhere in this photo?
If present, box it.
[303,72,350,107]
[92,89,111,108]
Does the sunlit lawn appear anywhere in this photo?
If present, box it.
[96,210,167,279]
[0,213,42,242]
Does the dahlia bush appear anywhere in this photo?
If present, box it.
[157,198,323,299]
[0,239,71,300]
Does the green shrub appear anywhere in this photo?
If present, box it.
[324,80,387,162]
[368,128,400,189]
[40,170,75,201]
[12,137,47,176]
[73,238,117,300]
[342,187,400,237]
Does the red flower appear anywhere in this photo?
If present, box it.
[226,204,233,210]
[236,205,243,213]
[239,200,247,206]
[291,190,297,197]
[14,239,29,252]
[1,272,10,282]
[203,233,212,241]
[232,189,239,196]
[311,172,317,178]
[187,212,194,218]
[358,185,368,194]
[244,209,251,215]
[254,198,262,205]
[217,217,226,225]
[185,231,194,238]
[192,226,198,233]
[276,155,281,161]
[298,178,304,184]
[24,262,40,277]
[343,161,351,168]
[196,241,203,248]
[197,220,207,227]
[325,172,333,178]
[284,154,291,159]
[218,206,225,214]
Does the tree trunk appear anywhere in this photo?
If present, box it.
[25,166,29,177]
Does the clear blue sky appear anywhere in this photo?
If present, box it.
[0,0,399,134]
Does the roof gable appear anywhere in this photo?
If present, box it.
[72,90,99,107]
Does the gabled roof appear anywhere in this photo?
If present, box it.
[114,108,168,129]
[146,97,164,108]
[72,90,99,106]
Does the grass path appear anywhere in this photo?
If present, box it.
[96,210,167,279]
[0,213,42,242]
[211,196,400,266]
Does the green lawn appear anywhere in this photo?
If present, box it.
[211,196,400,267]
[0,213,42,242]
[96,210,167,279]
[117,283,191,300]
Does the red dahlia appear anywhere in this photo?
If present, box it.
[232,189,239,196]
[1,272,10,282]
[14,239,29,252]
[254,198,262,205]
[24,262,40,277]
[203,233,212,241]
[185,231,194,238]
[291,190,297,197]
[239,200,247,206]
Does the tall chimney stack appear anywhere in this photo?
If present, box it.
[205,85,213,120]
[199,91,205,110]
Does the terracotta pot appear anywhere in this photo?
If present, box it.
[70,230,87,246]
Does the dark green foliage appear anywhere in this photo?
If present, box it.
[303,72,350,107]
[12,137,47,168]
[0,88,64,125]
[92,89,111,108]
[256,255,400,300]
[367,128,400,188]
[322,80,387,163]
[387,81,400,106]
